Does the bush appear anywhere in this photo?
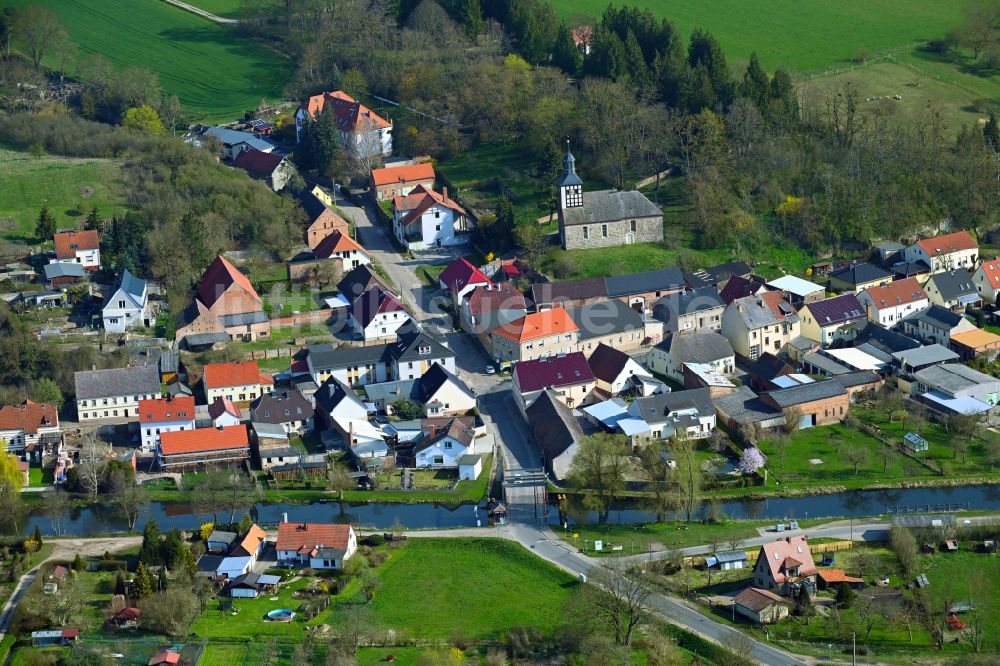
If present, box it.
[97,560,128,571]
[363,534,386,547]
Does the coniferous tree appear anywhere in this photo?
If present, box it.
[138,518,162,566]
[35,205,56,242]
[32,524,42,547]
[552,22,582,75]
[985,112,1000,152]
[740,52,770,110]
[84,207,100,232]
[688,29,733,106]
[132,562,152,601]
[457,0,482,39]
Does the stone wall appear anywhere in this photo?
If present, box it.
[560,215,662,250]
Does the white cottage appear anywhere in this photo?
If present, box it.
[276,522,357,570]
[414,419,479,468]
[392,185,471,251]
[102,270,149,333]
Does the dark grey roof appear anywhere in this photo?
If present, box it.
[653,286,724,320]
[832,371,882,389]
[763,380,846,408]
[525,389,583,462]
[683,272,714,290]
[159,351,179,374]
[270,461,327,474]
[314,376,367,414]
[748,353,791,381]
[605,267,684,297]
[802,352,853,376]
[251,388,314,424]
[258,445,303,459]
[313,546,347,559]
[657,331,734,364]
[208,530,237,544]
[561,189,662,226]
[220,310,269,327]
[307,343,389,371]
[197,555,224,573]
[119,269,146,302]
[182,332,231,348]
[418,362,474,404]
[557,150,583,187]
[531,277,608,306]
[413,418,475,453]
[74,365,162,400]
[364,379,420,404]
[714,550,749,563]
[902,304,963,330]
[337,265,391,302]
[927,269,977,302]
[567,299,645,341]
[392,323,454,363]
[587,344,633,383]
[43,262,86,280]
[803,293,865,326]
[634,388,712,422]
[855,323,920,353]
[712,385,782,425]
[829,263,892,286]
[891,344,960,369]
[891,260,931,278]
[704,261,753,284]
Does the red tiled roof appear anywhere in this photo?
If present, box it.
[233,523,267,557]
[208,396,241,420]
[276,522,353,554]
[139,396,195,424]
[758,536,817,584]
[979,258,1000,289]
[467,283,527,317]
[734,586,789,612]
[313,230,366,259]
[816,569,864,584]
[301,90,391,131]
[760,291,794,319]
[439,258,491,293]
[232,147,285,174]
[54,229,99,259]
[197,255,261,309]
[149,650,180,666]
[572,25,593,47]
[371,162,435,187]
[493,307,577,343]
[203,361,272,389]
[862,277,927,309]
[159,425,248,456]
[513,352,595,393]
[0,400,58,434]
[916,231,977,257]
[115,607,141,621]
[397,185,467,227]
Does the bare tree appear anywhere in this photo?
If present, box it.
[668,437,702,523]
[855,595,881,641]
[76,436,108,501]
[849,549,879,580]
[41,489,71,536]
[781,406,802,436]
[327,455,356,501]
[349,116,386,178]
[588,558,651,647]
[567,433,630,525]
[841,442,868,476]
[14,5,67,71]
[635,440,676,521]
[718,631,757,666]
[109,473,148,531]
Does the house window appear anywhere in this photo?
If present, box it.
[444,441,452,449]
[601,224,608,238]
[433,456,444,465]
[629,219,636,232]
[583,227,589,239]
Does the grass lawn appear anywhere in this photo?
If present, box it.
[7,0,291,122]
[197,643,249,666]
[27,467,54,487]
[262,289,328,317]
[549,0,965,72]
[0,148,127,243]
[918,549,1000,653]
[341,538,578,639]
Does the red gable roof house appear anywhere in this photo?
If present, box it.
[973,257,1000,304]
[203,361,273,405]
[138,396,196,453]
[512,351,596,414]
[438,257,492,304]
[295,90,392,157]
[751,535,818,596]
[349,286,412,341]
[51,229,101,269]
[276,522,358,570]
[370,162,436,201]
[461,283,528,350]
[391,184,470,252]
[175,255,271,347]
[0,400,59,453]
[572,25,594,54]
[208,396,242,427]
[904,230,979,273]
[232,147,292,192]
[313,230,371,271]
[157,425,250,471]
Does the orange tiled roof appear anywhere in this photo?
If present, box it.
[397,185,467,227]
[816,569,864,584]
[0,400,58,434]
[314,230,366,259]
[979,258,1000,289]
[138,396,195,423]
[950,328,1000,349]
[301,90,391,131]
[203,361,273,390]
[197,256,261,309]
[863,277,927,309]
[492,307,578,343]
[916,231,977,257]
[758,536,817,584]
[54,229,99,259]
[276,522,353,553]
[371,162,435,187]
[159,425,248,455]
[233,523,267,557]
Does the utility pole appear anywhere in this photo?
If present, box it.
[852,631,856,666]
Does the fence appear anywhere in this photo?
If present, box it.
[270,309,330,329]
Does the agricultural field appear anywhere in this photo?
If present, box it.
[185,0,243,19]
[0,148,126,243]
[550,0,967,72]
[6,0,291,122]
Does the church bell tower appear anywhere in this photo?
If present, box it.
[557,142,583,210]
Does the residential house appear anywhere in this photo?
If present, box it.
[349,287,412,341]
[923,269,981,310]
[720,292,800,361]
[720,274,768,304]
[568,299,647,354]
[366,362,475,417]
[51,229,100,270]
[337,264,391,303]
[0,401,59,455]
[604,268,685,313]
[312,230,370,271]
[303,344,389,388]
[391,323,456,380]
[203,361,273,406]
[295,90,392,156]
[250,389,314,434]
[900,304,976,346]
[531,277,608,310]
[903,231,978,273]
[232,148,293,192]
[439,258,491,304]
[856,277,929,328]
[175,255,270,347]
[301,190,350,250]
[102,269,150,333]
[950,328,1000,361]
[43,262,87,287]
[460,283,527,355]
[733,587,791,624]
[525,389,584,481]
[392,185,470,251]
[684,260,753,291]
[972,258,1000,304]
[313,378,387,457]
[890,260,932,283]
[713,385,786,432]
[647,331,735,383]
[628,388,715,441]
[747,353,795,392]
[892,344,960,375]
[827,263,892,294]
[276,522,358,569]
[371,162,435,201]
[75,365,162,422]
[208,397,241,428]
[491,307,579,364]
[157,425,250,471]
[911,363,1000,417]
[200,127,273,160]
[796,294,866,348]
[766,275,825,306]
[758,380,850,428]
[231,524,267,565]
[138,396,196,453]
[556,148,663,250]
[652,286,725,334]
[587,343,654,398]
[413,418,481,467]
[571,25,593,53]
[751,535,817,596]
[512,352,596,413]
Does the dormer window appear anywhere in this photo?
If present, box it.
[419,344,431,355]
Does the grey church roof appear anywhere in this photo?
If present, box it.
[562,190,662,226]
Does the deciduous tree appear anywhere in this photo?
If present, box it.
[567,432,630,524]
[15,5,67,71]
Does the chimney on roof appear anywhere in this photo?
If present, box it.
[429,425,437,439]
[442,187,448,200]
[785,537,792,543]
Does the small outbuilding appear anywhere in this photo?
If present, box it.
[206,530,238,554]
[457,454,482,481]
[732,587,790,624]
[943,540,959,552]
[705,550,749,571]
[149,650,181,666]
[31,629,79,647]
[816,569,866,591]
